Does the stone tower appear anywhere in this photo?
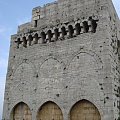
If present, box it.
[2,0,120,120]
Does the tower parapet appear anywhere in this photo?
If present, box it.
[31,0,101,27]
[16,0,101,49]
[2,0,120,120]
[18,0,101,32]
[16,16,98,48]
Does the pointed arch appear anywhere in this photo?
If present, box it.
[39,56,66,73]
[70,99,101,120]
[10,59,38,93]
[37,101,63,120]
[66,49,103,70]
[38,56,65,78]
[12,59,37,78]
[37,56,65,92]
[66,49,104,112]
[10,102,32,120]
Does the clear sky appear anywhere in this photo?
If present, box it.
[0,0,120,119]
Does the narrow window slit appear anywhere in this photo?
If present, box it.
[68,25,74,38]
[41,32,46,43]
[15,38,21,48]
[28,35,33,46]
[88,17,98,33]
[23,37,27,47]
[47,30,53,42]
[82,21,89,33]
[61,26,67,38]
[54,28,59,41]
[75,23,81,35]
[34,33,39,44]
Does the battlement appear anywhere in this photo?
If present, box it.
[13,0,119,49]
[14,0,105,49]
[32,1,58,21]
[17,0,103,33]
[3,0,120,120]
[31,0,101,28]
[15,17,98,48]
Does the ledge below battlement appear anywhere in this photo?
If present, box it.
[17,22,32,33]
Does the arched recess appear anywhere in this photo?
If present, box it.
[10,102,32,120]
[34,33,39,44]
[12,59,37,78]
[38,57,65,93]
[28,35,33,46]
[10,61,37,99]
[39,57,64,78]
[68,25,74,38]
[70,99,101,120]
[47,30,53,42]
[16,38,21,48]
[37,101,63,120]
[75,23,81,35]
[12,62,34,82]
[61,26,67,38]
[66,50,104,108]
[23,36,27,47]
[67,52,100,77]
[82,21,89,33]
[41,32,46,43]
[66,49,103,71]
[54,28,59,41]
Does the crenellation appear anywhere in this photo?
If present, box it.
[31,0,103,29]
[15,17,98,48]
[18,22,32,33]
[2,0,120,120]
[32,1,58,25]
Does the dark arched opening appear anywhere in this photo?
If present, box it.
[61,26,67,38]
[82,21,89,33]
[47,30,53,42]
[41,32,46,43]
[34,33,39,44]
[54,28,59,41]
[23,37,27,47]
[68,25,74,38]
[16,38,21,48]
[70,99,101,120]
[28,35,33,46]
[75,23,81,35]
[11,102,32,120]
[88,17,98,33]
[37,101,63,120]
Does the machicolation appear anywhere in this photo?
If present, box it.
[2,0,120,120]
[16,17,98,48]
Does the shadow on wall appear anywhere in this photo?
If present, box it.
[15,17,98,48]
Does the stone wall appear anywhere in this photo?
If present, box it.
[2,0,120,120]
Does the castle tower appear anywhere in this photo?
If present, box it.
[2,0,120,120]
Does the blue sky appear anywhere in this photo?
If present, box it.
[0,0,120,119]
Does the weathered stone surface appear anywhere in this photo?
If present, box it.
[2,0,120,120]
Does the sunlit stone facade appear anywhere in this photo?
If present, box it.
[2,0,120,120]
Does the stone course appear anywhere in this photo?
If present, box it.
[2,0,120,120]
